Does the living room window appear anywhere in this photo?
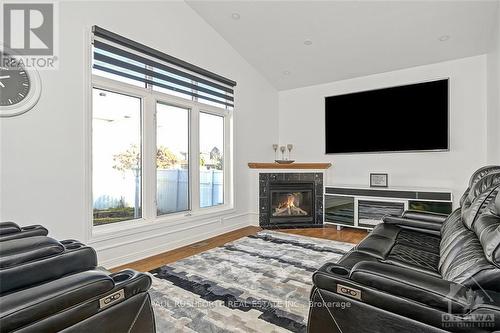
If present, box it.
[92,88,142,225]
[156,102,190,215]
[90,26,235,227]
[199,112,225,208]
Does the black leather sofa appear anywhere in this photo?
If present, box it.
[0,222,156,332]
[309,166,500,333]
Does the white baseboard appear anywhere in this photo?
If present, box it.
[99,213,254,269]
[248,212,259,226]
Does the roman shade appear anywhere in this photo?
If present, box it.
[92,26,236,108]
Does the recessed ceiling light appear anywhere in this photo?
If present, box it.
[283,70,291,75]
[231,13,240,20]
[304,40,312,46]
[438,35,450,42]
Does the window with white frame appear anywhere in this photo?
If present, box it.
[91,26,235,227]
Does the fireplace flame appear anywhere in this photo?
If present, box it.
[273,193,308,216]
[278,194,297,209]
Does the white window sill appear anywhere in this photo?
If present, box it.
[88,205,236,244]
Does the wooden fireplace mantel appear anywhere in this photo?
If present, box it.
[248,162,332,170]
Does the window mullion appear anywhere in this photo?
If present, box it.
[142,94,156,220]
[190,106,201,213]
[224,112,233,208]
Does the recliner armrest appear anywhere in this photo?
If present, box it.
[349,261,471,313]
[0,269,152,332]
[382,215,442,234]
[402,210,449,223]
[312,263,357,295]
[0,270,114,332]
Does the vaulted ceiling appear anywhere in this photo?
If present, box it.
[187,0,499,90]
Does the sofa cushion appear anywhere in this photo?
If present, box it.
[439,209,466,261]
[396,229,440,253]
[460,166,500,206]
[372,223,440,253]
[347,223,442,277]
[461,176,500,229]
[472,193,500,266]
[438,190,500,290]
[385,244,440,276]
[440,229,499,289]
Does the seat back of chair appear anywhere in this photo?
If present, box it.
[439,179,500,291]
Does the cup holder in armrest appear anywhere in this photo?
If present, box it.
[61,240,84,250]
[22,225,37,230]
[65,243,83,250]
[112,271,134,284]
[61,239,80,245]
[327,265,350,276]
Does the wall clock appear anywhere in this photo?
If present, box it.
[0,52,42,118]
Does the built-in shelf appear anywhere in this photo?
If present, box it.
[324,185,453,230]
[248,162,332,169]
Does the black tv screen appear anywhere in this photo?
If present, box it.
[325,79,449,154]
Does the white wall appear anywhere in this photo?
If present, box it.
[0,1,278,267]
[487,5,500,164]
[278,56,489,206]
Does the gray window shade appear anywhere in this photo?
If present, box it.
[92,26,236,108]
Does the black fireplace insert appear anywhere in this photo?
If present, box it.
[259,173,323,228]
[269,182,314,224]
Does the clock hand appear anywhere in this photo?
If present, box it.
[0,75,10,79]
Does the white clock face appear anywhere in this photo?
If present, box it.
[0,52,41,117]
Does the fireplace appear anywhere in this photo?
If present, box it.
[259,173,323,228]
[270,183,314,222]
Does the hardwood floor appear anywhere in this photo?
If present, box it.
[111,225,367,273]
[280,225,368,244]
[111,226,261,273]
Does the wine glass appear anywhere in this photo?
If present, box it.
[280,146,286,160]
[287,144,293,160]
[272,144,278,161]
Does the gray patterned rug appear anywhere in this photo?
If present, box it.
[148,230,354,333]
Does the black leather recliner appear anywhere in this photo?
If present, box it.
[0,224,156,332]
[309,166,500,333]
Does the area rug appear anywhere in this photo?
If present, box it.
[148,230,355,333]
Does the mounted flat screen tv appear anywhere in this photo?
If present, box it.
[325,79,449,154]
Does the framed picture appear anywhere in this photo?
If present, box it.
[370,173,388,188]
